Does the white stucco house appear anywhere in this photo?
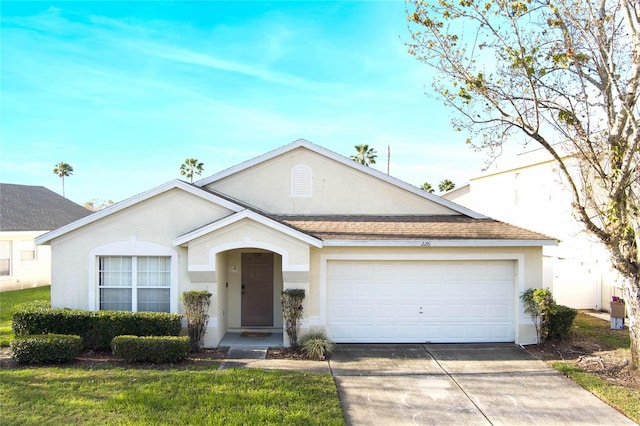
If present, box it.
[443,147,619,311]
[36,140,556,347]
[0,183,92,291]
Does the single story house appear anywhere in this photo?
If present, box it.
[1,183,92,291]
[36,140,556,346]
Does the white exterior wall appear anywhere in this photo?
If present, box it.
[48,189,234,311]
[205,147,458,216]
[0,231,51,291]
[444,151,615,310]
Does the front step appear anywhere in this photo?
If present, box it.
[218,347,267,370]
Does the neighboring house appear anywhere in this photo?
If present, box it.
[35,140,555,347]
[443,148,618,311]
[0,183,92,291]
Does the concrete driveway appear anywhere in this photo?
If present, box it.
[329,344,636,425]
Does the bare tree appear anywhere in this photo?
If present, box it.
[408,0,640,367]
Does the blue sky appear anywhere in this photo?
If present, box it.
[1,0,489,205]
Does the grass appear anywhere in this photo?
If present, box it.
[552,362,640,423]
[0,286,50,346]
[572,312,630,349]
[0,367,344,425]
[547,312,638,423]
[0,286,344,425]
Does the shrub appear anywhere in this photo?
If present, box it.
[521,288,556,343]
[12,307,182,350]
[111,335,190,363]
[300,332,335,360]
[182,291,212,353]
[547,305,578,341]
[11,334,83,365]
[281,289,305,348]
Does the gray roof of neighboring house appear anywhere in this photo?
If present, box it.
[0,183,92,232]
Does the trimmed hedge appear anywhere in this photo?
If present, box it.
[111,335,190,363]
[12,307,182,350]
[11,334,83,365]
[548,304,578,341]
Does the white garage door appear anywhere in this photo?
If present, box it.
[326,260,515,343]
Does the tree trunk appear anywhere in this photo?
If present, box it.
[621,276,640,370]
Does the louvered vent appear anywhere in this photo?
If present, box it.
[291,165,312,197]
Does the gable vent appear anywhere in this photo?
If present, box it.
[291,164,312,197]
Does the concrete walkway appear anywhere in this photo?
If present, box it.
[221,343,636,425]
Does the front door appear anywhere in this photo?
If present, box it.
[241,252,274,326]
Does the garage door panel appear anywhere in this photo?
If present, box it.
[327,260,515,343]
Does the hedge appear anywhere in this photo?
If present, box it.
[12,306,182,350]
[11,334,83,365]
[548,305,578,341]
[111,335,190,363]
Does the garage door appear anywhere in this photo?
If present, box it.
[326,260,515,343]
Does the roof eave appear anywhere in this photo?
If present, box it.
[172,209,323,248]
[321,239,558,247]
[35,180,245,245]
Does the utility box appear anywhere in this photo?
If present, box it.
[611,317,625,330]
[610,301,626,318]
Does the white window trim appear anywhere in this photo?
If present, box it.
[88,239,178,312]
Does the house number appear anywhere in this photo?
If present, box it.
[421,241,431,247]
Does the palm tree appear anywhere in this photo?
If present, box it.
[53,162,74,197]
[420,182,435,193]
[180,158,204,183]
[350,144,377,166]
[438,179,456,193]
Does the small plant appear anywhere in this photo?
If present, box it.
[301,332,335,360]
[111,335,190,363]
[11,333,83,365]
[182,291,212,353]
[521,288,556,343]
[281,289,305,348]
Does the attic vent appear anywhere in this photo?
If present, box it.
[291,164,312,197]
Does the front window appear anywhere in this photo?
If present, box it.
[98,256,170,312]
[0,240,11,276]
[20,240,36,261]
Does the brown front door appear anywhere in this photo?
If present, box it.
[241,252,274,326]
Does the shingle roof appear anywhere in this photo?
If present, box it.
[272,215,556,241]
[0,183,92,232]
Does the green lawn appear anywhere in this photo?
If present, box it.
[0,286,344,425]
[0,367,344,425]
[572,311,630,349]
[0,286,50,346]
[549,312,638,423]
